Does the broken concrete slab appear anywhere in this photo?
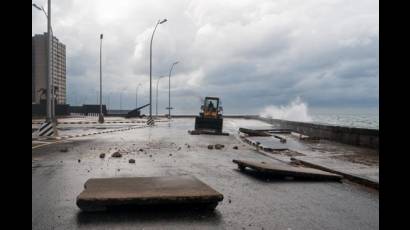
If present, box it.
[291,156,378,189]
[188,130,229,136]
[76,176,224,212]
[232,159,342,181]
[239,128,271,136]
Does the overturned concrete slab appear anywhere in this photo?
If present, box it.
[76,176,224,212]
[233,159,342,181]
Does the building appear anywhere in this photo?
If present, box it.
[32,33,66,104]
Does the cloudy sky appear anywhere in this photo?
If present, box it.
[32,0,379,115]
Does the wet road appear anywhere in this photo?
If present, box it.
[32,118,378,230]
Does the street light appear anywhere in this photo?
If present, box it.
[156,75,166,117]
[136,83,142,108]
[98,34,104,123]
[33,0,57,136]
[149,18,167,124]
[167,61,179,119]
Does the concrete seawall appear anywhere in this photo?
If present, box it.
[256,117,378,149]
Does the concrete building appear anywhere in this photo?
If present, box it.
[32,33,66,104]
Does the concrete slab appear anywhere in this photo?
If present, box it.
[233,159,342,181]
[291,156,379,189]
[76,176,224,212]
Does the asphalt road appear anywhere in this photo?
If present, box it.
[32,118,378,230]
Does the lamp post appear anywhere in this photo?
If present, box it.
[156,75,166,117]
[136,83,142,108]
[98,34,104,123]
[149,18,167,123]
[33,1,57,136]
[167,61,179,119]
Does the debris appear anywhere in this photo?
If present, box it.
[149,155,152,157]
[78,159,81,163]
[111,151,122,158]
[129,159,135,164]
[239,128,271,136]
[228,199,231,203]
[215,144,224,149]
[208,145,214,150]
[99,153,105,158]
[76,176,224,212]
[139,148,144,152]
[233,146,238,150]
[232,159,342,181]
[169,154,172,157]
[117,169,120,171]
[60,148,68,152]
[177,147,181,151]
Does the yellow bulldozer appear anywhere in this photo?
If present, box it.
[193,96,224,134]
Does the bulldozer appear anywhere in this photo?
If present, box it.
[189,96,228,135]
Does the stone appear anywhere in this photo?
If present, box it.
[129,159,135,164]
[99,153,105,158]
[208,145,214,150]
[215,144,224,150]
[111,151,122,158]
[233,146,239,150]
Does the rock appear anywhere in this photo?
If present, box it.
[169,154,172,157]
[99,153,105,158]
[139,148,144,152]
[78,159,81,163]
[228,199,231,203]
[215,144,224,150]
[60,148,68,152]
[233,146,238,150]
[208,145,214,150]
[129,159,135,164]
[111,151,122,158]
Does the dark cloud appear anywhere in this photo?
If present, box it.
[32,0,378,114]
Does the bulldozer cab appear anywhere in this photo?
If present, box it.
[202,97,220,118]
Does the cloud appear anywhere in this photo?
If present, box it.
[32,0,379,114]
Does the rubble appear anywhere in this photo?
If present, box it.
[129,159,135,164]
[111,151,122,158]
[99,153,105,158]
[208,145,214,150]
[60,148,68,152]
[215,144,224,149]
[233,146,239,150]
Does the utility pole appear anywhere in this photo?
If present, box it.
[98,34,104,123]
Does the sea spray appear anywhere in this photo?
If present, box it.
[260,97,312,122]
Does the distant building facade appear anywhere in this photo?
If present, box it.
[32,33,66,104]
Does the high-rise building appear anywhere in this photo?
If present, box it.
[32,33,66,104]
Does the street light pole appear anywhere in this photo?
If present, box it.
[156,76,166,117]
[149,18,167,124]
[33,1,57,136]
[98,34,104,123]
[136,83,142,108]
[167,61,179,119]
